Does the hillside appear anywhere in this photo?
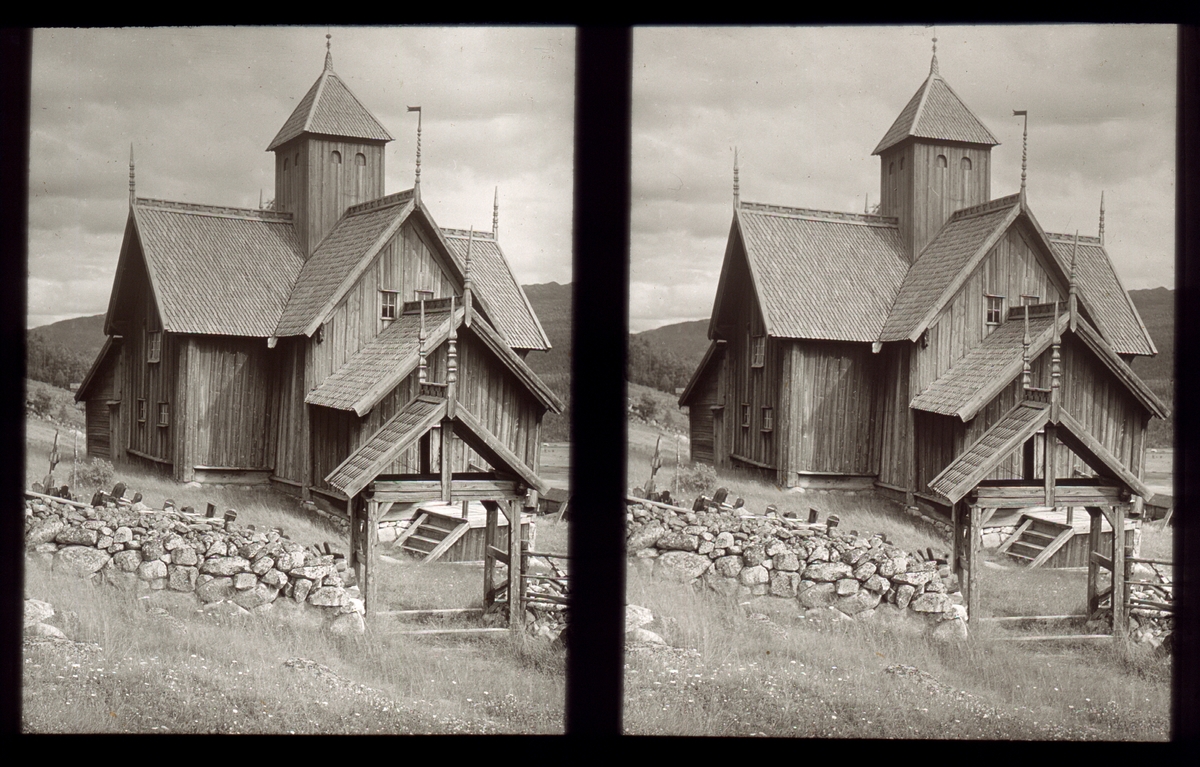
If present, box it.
[634,319,710,365]
[520,282,573,441]
[1127,287,1173,381]
[28,313,106,361]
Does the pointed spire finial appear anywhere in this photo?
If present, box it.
[733,147,740,209]
[1099,191,1106,246]
[1069,231,1079,333]
[129,144,135,206]
[407,106,422,202]
[324,33,333,71]
[1022,301,1032,391]
[1051,300,1062,409]
[1013,110,1029,203]
[930,36,939,76]
[464,226,475,328]
[493,187,499,239]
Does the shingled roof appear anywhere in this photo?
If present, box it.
[274,191,414,337]
[1045,233,1155,357]
[879,195,1023,343]
[442,229,551,351]
[873,63,999,155]
[125,199,305,337]
[730,202,909,342]
[267,59,393,151]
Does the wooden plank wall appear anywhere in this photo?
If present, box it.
[783,340,879,477]
[879,141,991,260]
[686,364,720,466]
[273,136,385,256]
[179,336,275,472]
[114,240,175,469]
[84,350,118,459]
[911,225,1065,400]
[875,343,912,489]
[271,338,308,484]
[306,220,456,390]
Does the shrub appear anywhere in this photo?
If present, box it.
[675,462,717,495]
[73,457,114,492]
[630,392,661,423]
[26,387,53,418]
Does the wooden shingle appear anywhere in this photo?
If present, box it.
[266,63,392,151]
[442,229,550,351]
[873,69,999,155]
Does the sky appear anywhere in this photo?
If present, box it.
[27,26,576,329]
[630,25,1178,333]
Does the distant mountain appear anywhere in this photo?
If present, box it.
[635,319,710,365]
[28,313,106,361]
[520,282,573,441]
[1128,287,1173,382]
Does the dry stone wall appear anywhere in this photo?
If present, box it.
[627,500,968,639]
[25,494,366,635]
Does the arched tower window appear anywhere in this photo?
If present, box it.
[937,154,948,168]
[283,157,289,171]
[889,162,894,175]
[330,150,342,164]
[899,157,905,171]
[961,157,973,171]
[294,152,300,167]
[355,153,367,166]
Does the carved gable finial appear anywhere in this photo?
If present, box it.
[733,147,740,209]
[493,187,499,239]
[930,36,939,76]
[1099,191,1106,246]
[128,144,135,206]
[324,33,333,71]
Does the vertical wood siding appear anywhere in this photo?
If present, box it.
[272,338,308,483]
[784,340,879,478]
[274,136,385,256]
[686,362,720,466]
[876,343,912,489]
[181,336,274,471]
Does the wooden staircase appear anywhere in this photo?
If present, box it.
[394,511,471,562]
[996,514,1076,568]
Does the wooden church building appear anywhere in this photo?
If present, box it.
[679,45,1167,515]
[76,41,563,521]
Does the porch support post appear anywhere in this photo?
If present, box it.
[1112,502,1127,648]
[967,503,981,622]
[347,494,359,586]
[1022,437,1036,480]
[364,497,379,621]
[440,420,453,503]
[483,500,498,607]
[1086,506,1103,615]
[505,500,522,628]
[1043,423,1057,507]
[951,500,961,580]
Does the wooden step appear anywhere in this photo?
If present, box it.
[1009,542,1046,559]
[1021,529,1058,543]
[1029,518,1072,536]
[1006,550,1035,562]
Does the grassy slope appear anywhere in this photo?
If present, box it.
[520,282,571,442]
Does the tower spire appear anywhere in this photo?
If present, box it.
[1099,191,1106,246]
[1014,110,1028,203]
[324,33,333,71]
[1069,231,1079,333]
[493,187,499,239]
[733,147,740,209]
[128,144,135,206]
[464,227,475,328]
[407,106,422,203]
[930,36,939,76]
[1022,301,1032,391]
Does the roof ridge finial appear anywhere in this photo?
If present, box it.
[1099,191,1106,246]
[930,36,939,76]
[407,105,422,203]
[324,33,333,71]
[464,226,474,328]
[1014,109,1029,203]
[733,147,740,209]
[1069,231,1079,333]
[129,143,135,206]
[493,186,499,239]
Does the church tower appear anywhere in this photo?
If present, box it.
[873,41,1000,263]
[267,37,393,257]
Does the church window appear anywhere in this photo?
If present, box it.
[986,294,1005,325]
[761,407,773,432]
[937,154,948,168]
[330,150,342,164]
[147,330,161,363]
[283,157,289,171]
[137,399,146,424]
[741,403,751,428]
[1021,294,1040,305]
[295,152,300,167]
[899,157,905,171]
[961,157,973,171]
[751,335,765,368]
[158,402,169,427]
[889,162,894,175]
[356,153,367,166]
[380,290,398,321]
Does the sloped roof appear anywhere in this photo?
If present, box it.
[274,192,414,337]
[873,67,1000,155]
[732,202,909,341]
[928,399,1050,503]
[911,309,1061,419]
[267,62,393,151]
[1045,232,1155,357]
[129,199,305,336]
[878,195,1021,342]
[442,229,550,351]
[306,305,460,415]
[75,335,120,402]
[325,394,447,498]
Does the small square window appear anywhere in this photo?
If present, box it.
[380,290,398,321]
[762,407,773,432]
[137,399,146,423]
[147,330,161,363]
[741,403,751,428]
[985,295,1005,325]
[751,335,765,368]
[158,402,169,427]
[1021,294,1040,306]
